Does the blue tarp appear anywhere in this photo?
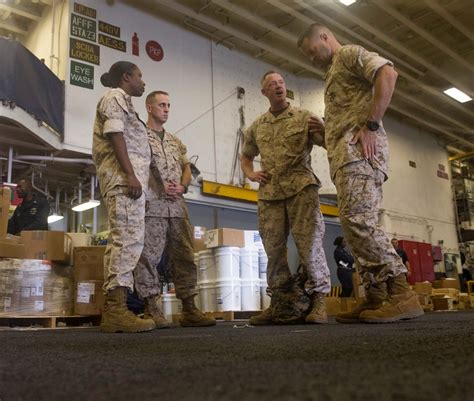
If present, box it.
[0,38,64,135]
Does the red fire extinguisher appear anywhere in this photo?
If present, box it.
[132,32,139,56]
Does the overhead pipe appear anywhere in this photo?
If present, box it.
[31,170,54,200]
[14,155,94,164]
[7,146,13,183]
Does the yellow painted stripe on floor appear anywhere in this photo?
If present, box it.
[202,180,339,216]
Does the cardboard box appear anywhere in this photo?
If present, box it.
[0,238,25,258]
[432,296,454,311]
[21,231,71,262]
[73,246,105,281]
[417,294,431,306]
[244,230,263,250]
[0,187,12,239]
[432,288,460,302]
[325,297,341,316]
[339,297,357,312]
[414,281,433,295]
[192,226,208,252]
[74,280,104,315]
[67,232,91,250]
[432,278,460,290]
[205,228,245,249]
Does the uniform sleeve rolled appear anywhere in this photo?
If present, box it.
[99,95,128,135]
[347,45,394,84]
[177,138,190,167]
[242,123,259,158]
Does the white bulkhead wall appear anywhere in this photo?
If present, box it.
[22,0,70,80]
[20,0,458,254]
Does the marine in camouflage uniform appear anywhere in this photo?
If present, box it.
[134,128,197,301]
[134,91,215,328]
[93,87,151,294]
[93,62,156,333]
[298,24,423,323]
[241,72,330,325]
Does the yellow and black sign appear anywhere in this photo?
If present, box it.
[99,20,120,38]
[99,33,126,52]
[74,2,96,19]
[71,13,96,43]
[70,38,100,65]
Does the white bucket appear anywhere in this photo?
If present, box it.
[241,278,261,311]
[258,248,268,278]
[216,279,241,311]
[240,248,259,280]
[198,250,216,283]
[260,279,271,310]
[215,247,240,281]
[162,293,182,322]
[199,280,217,312]
[194,253,200,282]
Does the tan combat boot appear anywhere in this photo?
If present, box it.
[179,296,216,327]
[305,293,328,324]
[100,287,156,333]
[144,294,171,329]
[359,274,424,323]
[335,283,387,324]
[249,307,273,326]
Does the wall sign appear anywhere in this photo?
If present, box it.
[74,2,96,19]
[99,33,126,52]
[437,170,449,180]
[70,61,94,89]
[70,38,100,65]
[146,40,164,62]
[70,13,97,43]
[99,21,121,38]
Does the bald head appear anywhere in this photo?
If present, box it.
[16,179,33,199]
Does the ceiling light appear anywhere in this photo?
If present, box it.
[339,0,356,6]
[48,214,64,224]
[72,200,100,212]
[443,87,472,103]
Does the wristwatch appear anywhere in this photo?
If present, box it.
[366,120,380,131]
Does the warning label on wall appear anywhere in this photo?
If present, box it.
[70,38,100,65]
[99,33,126,52]
[70,61,94,89]
[70,13,97,43]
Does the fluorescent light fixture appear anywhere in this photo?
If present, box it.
[48,214,64,224]
[443,87,472,103]
[72,199,100,212]
[339,0,356,5]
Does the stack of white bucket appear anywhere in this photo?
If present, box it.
[196,232,270,312]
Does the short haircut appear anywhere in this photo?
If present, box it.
[146,90,169,105]
[260,70,280,87]
[297,23,327,48]
[333,236,344,247]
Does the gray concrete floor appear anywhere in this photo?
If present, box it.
[0,311,473,401]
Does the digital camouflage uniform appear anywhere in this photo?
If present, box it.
[133,128,198,301]
[92,88,151,293]
[324,45,407,284]
[242,105,330,295]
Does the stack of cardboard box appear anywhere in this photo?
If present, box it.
[73,246,105,316]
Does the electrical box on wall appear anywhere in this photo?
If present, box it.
[432,245,443,262]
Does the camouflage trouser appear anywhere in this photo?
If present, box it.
[134,217,198,301]
[258,184,331,295]
[103,193,146,293]
[334,160,407,284]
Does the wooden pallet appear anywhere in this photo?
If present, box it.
[0,315,101,329]
[171,310,261,323]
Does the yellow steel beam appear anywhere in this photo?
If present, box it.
[201,180,339,216]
